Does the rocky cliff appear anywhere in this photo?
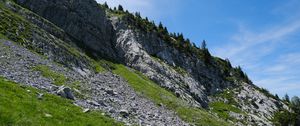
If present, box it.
[0,0,291,125]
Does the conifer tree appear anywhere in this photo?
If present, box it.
[284,94,290,103]
[118,5,124,11]
[158,22,163,30]
[201,40,207,50]
[103,2,109,8]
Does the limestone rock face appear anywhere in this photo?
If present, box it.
[16,0,117,59]
[2,0,292,125]
[109,18,289,125]
[111,18,233,107]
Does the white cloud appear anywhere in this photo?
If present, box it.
[214,20,300,63]
[212,13,300,97]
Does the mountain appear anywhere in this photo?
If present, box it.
[0,0,297,125]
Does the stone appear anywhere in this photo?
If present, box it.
[87,100,100,106]
[105,89,117,95]
[83,108,90,113]
[120,109,129,118]
[56,86,74,100]
[44,113,52,118]
[37,93,44,100]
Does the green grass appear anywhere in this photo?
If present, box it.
[113,64,182,108]
[272,109,297,126]
[209,102,243,120]
[214,89,238,106]
[0,33,8,39]
[32,65,68,86]
[91,60,106,73]
[0,2,32,44]
[0,77,123,126]
[112,64,230,126]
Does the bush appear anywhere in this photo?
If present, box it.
[272,109,297,126]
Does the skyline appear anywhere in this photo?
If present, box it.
[96,0,300,97]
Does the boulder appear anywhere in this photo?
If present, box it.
[120,109,129,118]
[56,86,75,100]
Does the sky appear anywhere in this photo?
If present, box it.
[96,0,300,98]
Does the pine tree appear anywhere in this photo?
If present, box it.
[192,43,197,48]
[225,58,232,68]
[135,12,141,18]
[158,22,163,30]
[177,33,184,42]
[284,94,290,103]
[103,2,109,8]
[201,40,207,50]
[203,48,211,65]
[118,5,124,11]
[275,94,280,100]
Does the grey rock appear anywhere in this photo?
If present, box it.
[37,93,44,100]
[87,100,100,106]
[83,108,90,113]
[120,109,129,118]
[56,86,74,100]
[16,0,117,60]
[44,113,52,118]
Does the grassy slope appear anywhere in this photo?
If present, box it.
[112,64,230,126]
[0,77,123,126]
[32,65,68,86]
[209,102,243,120]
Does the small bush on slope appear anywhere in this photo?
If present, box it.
[112,64,230,126]
[0,77,122,126]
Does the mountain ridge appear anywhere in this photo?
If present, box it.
[0,0,297,125]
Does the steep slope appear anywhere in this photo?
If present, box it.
[0,0,292,125]
[0,0,226,125]
[13,0,117,59]
[105,8,290,125]
[0,77,122,126]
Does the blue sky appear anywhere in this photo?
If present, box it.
[96,0,300,98]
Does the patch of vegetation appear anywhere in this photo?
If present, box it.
[214,89,238,106]
[32,65,68,86]
[214,57,232,77]
[272,109,297,126]
[0,2,32,44]
[173,66,188,76]
[272,95,300,126]
[91,60,106,73]
[0,33,8,39]
[112,64,230,126]
[232,66,252,84]
[255,87,279,100]
[112,64,181,108]
[209,101,243,121]
[0,77,122,126]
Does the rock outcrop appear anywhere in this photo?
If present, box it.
[0,0,291,125]
[15,0,117,59]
